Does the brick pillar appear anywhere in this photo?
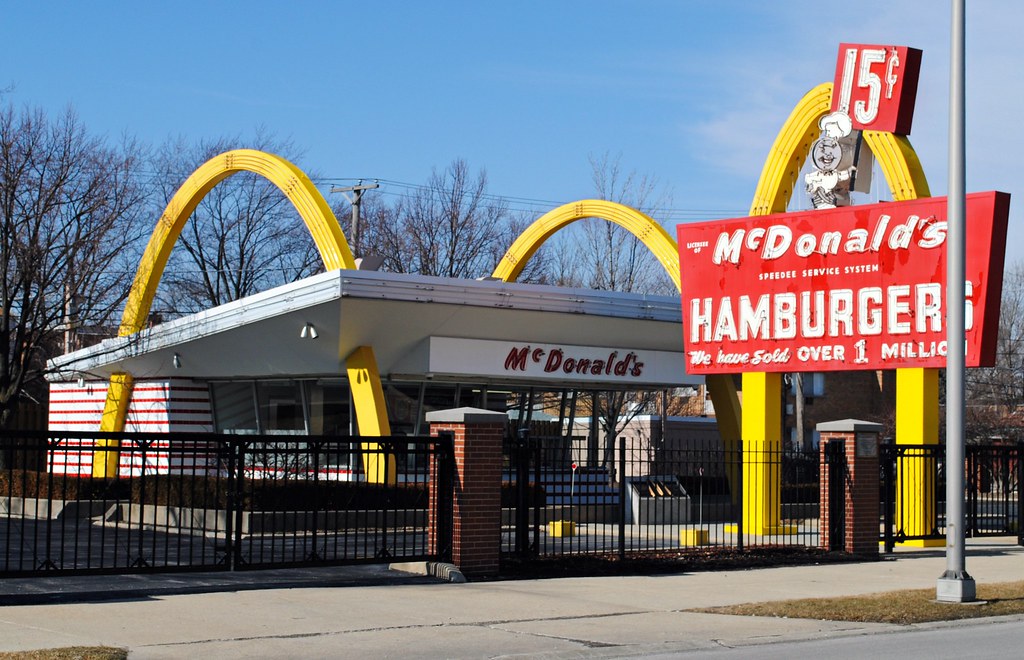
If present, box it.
[427,407,505,578]
[817,419,881,555]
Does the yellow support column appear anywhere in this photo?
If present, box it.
[734,372,796,535]
[895,368,944,546]
[706,374,742,505]
[94,373,134,477]
[346,346,396,485]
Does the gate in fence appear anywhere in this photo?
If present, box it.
[502,431,820,559]
[0,430,454,576]
[824,440,847,551]
[879,442,1023,551]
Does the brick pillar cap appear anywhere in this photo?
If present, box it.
[816,419,883,433]
[426,407,508,424]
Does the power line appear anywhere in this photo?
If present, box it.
[316,176,746,221]
[115,162,748,221]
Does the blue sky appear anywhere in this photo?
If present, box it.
[3,1,1021,241]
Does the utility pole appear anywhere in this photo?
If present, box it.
[330,180,379,257]
[938,0,975,603]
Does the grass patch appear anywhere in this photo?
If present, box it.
[0,648,127,660]
[692,580,1024,624]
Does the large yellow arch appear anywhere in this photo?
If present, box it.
[749,82,834,216]
[749,81,929,213]
[119,149,356,336]
[742,81,933,536]
[96,150,391,479]
[490,199,743,468]
[492,200,681,290]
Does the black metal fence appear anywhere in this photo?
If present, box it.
[880,442,1023,551]
[503,433,820,558]
[0,430,453,576]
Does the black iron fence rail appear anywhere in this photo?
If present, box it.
[879,442,1023,552]
[0,430,453,577]
[502,435,820,559]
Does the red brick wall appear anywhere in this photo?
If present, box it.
[819,430,880,555]
[430,420,503,577]
[791,372,896,445]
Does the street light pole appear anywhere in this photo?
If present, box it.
[330,180,379,257]
[938,0,976,603]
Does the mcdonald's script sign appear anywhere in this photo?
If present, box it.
[676,192,1010,374]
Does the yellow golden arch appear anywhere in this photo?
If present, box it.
[96,149,393,480]
[741,81,934,535]
[491,200,744,458]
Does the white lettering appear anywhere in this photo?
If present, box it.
[887,285,911,334]
[829,289,854,337]
[762,226,792,260]
[713,296,737,342]
[690,298,713,343]
[738,295,770,340]
[794,233,817,257]
[688,284,951,343]
[712,230,745,265]
[708,211,953,262]
[916,283,942,332]
[965,280,975,330]
[774,293,797,339]
[800,291,826,338]
[858,287,883,335]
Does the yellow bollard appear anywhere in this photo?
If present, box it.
[680,529,710,546]
[547,520,576,537]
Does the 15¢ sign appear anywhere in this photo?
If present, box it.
[831,43,922,135]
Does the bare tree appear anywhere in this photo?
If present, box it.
[0,104,146,431]
[150,132,322,317]
[548,154,678,477]
[965,260,1024,441]
[547,152,675,295]
[357,159,546,281]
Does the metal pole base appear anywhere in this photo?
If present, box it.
[937,570,976,603]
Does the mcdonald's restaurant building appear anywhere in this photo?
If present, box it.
[46,268,704,475]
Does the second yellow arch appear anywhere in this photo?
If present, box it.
[490,198,742,478]
[492,199,681,291]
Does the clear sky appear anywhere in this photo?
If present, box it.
[2,1,1021,242]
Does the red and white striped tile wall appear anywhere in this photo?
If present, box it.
[47,378,214,476]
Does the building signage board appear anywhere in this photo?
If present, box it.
[676,192,1009,374]
[831,43,922,135]
[426,337,696,386]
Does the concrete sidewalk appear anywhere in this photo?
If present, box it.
[0,538,1022,658]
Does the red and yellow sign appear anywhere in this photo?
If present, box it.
[676,192,1009,374]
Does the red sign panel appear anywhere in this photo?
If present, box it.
[676,192,1009,374]
[831,43,922,135]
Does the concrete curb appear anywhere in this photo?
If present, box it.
[389,561,467,583]
[0,564,443,606]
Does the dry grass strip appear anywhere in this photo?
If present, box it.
[0,647,127,660]
[691,580,1024,625]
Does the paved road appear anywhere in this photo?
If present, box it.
[670,617,1024,659]
[0,538,1021,658]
